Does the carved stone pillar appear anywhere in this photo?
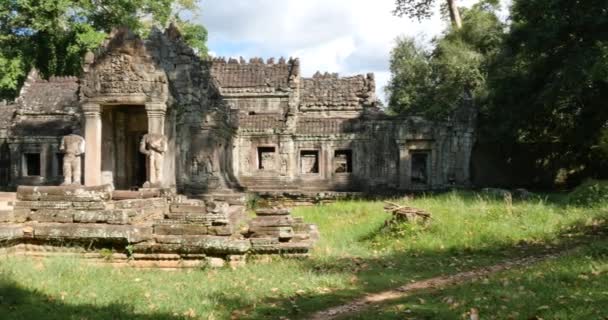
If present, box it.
[397,141,411,190]
[83,103,102,186]
[145,103,166,135]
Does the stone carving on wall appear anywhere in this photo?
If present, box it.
[81,28,168,102]
[139,133,167,187]
[60,134,85,185]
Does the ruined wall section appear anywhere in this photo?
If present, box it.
[299,72,377,117]
[7,70,80,187]
[144,26,238,194]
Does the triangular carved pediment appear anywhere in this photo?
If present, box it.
[81,28,168,103]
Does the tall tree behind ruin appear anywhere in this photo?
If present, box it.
[387,2,504,117]
[483,0,608,181]
[393,0,463,29]
[0,0,208,100]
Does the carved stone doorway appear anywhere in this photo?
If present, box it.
[101,105,148,189]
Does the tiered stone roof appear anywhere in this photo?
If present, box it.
[238,114,286,132]
[300,72,376,112]
[210,57,299,91]
[295,117,363,135]
[16,69,79,114]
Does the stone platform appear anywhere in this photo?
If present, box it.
[0,185,318,268]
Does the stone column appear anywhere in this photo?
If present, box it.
[397,141,411,190]
[83,103,102,186]
[145,103,166,135]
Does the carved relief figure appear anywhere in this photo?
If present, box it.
[139,133,167,187]
[60,133,85,185]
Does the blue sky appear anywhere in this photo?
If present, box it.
[196,0,511,103]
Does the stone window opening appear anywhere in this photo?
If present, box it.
[334,150,352,173]
[23,153,41,176]
[300,150,319,174]
[257,147,276,170]
[411,152,429,184]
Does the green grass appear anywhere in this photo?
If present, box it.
[349,238,608,320]
[0,191,607,319]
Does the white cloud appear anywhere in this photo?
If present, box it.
[198,0,510,103]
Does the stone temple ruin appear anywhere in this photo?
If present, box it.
[0,26,475,266]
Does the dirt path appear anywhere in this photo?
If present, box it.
[307,251,565,320]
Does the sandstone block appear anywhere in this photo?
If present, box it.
[255,208,291,216]
[153,224,208,236]
[170,204,207,214]
[207,225,233,236]
[249,215,293,227]
[29,210,74,223]
[15,201,72,210]
[33,224,152,242]
[0,225,23,240]
[73,210,129,224]
[17,185,112,202]
[249,226,294,239]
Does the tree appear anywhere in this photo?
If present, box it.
[393,0,463,29]
[387,2,504,118]
[484,0,608,180]
[0,0,208,100]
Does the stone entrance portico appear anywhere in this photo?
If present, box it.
[82,101,167,188]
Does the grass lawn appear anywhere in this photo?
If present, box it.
[0,191,606,319]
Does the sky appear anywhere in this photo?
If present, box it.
[197,0,511,103]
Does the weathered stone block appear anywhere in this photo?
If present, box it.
[153,224,208,235]
[73,210,129,224]
[0,224,23,240]
[29,210,74,223]
[249,215,293,227]
[33,223,152,242]
[15,201,72,210]
[170,204,207,214]
[249,226,294,239]
[17,185,112,202]
[207,225,233,236]
[255,208,291,216]
[0,210,13,223]
[72,202,107,210]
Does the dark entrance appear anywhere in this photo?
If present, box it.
[101,105,148,190]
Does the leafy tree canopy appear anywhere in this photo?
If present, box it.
[483,0,608,178]
[386,1,504,118]
[0,0,208,100]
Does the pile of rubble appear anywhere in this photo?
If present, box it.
[247,207,319,257]
[0,185,319,268]
[384,201,432,224]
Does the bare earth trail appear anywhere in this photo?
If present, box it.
[307,251,566,320]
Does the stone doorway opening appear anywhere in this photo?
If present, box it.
[101,105,148,190]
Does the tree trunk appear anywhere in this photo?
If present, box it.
[446,0,462,29]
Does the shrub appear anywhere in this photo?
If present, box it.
[568,179,608,206]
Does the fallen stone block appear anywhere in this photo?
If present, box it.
[170,204,207,214]
[0,224,24,240]
[17,185,112,202]
[0,210,13,223]
[249,226,294,239]
[72,202,107,210]
[249,215,293,227]
[112,190,161,200]
[207,225,233,236]
[29,210,74,223]
[153,224,208,236]
[73,210,129,224]
[255,208,291,216]
[15,201,72,210]
[33,223,152,242]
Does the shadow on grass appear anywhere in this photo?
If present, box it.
[240,214,608,319]
[0,277,181,320]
